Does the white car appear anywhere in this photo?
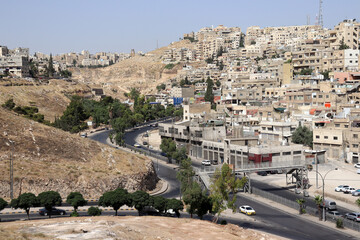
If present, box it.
[344,187,356,194]
[134,143,141,148]
[354,163,360,168]
[239,205,256,215]
[335,185,350,192]
[201,160,211,166]
[357,169,360,174]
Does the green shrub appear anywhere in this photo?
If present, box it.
[88,207,102,216]
[336,218,344,228]
[2,99,15,110]
[220,220,227,225]
[70,211,79,217]
[165,64,175,69]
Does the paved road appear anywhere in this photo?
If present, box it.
[252,178,354,216]
[87,122,355,240]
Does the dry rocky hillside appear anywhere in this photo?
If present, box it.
[0,108,157,200]
[71,39,204,96]
[0,216,284,240]
[0,79,93,121]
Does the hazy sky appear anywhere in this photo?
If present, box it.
[1,0,359,55]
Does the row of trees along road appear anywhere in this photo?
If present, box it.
[0,189,183,220]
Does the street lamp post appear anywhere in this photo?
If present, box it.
[314,168,338,221]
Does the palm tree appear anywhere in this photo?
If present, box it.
[314,195,323,220]
[296,198,306,214]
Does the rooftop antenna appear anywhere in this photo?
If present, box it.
[157,40,159,49]
[307,15,310,25]
[318,0,323,28]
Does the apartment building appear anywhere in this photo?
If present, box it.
[0,56,30,77]
[328,19,360,50]
[259,121,298,144]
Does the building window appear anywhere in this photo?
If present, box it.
[333,136,338,140]
[353,144,359,148]
[293,151,302,155]
[283,152,291,156]
[316,135,320,139]
[335,124,340,127]
[345,125,349,128]
[272,153,280,157]
[324,136,328,139]
[354,134,358,139]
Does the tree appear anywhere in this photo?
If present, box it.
[215,80,221,88]
[37,191,62,218]
[10,193,39,220]
[151,196,168,214]
[131,191,152,215]
[73,59,77,67]
[299,68,313,75]
[88,206,102,216]
[209,163,247,223]
[0,197,7,222]
[356,198,360,208]
[314,195,323,220]
[160,138,177,163]
[0,197,7,212]
[46,54,55,77]
[296,198,306,214]
[66,192,87,214]
[156,83,166,92]
[183,182,212,219]
[339,38,350,50]
[291,125,313,148]
[166,198,184,218]
[176,156,195,194]
[320,70,330,80]
[204,77,214,106]
[250,40,256,45]
[172,147,187,164]
[99,188,131,216]
[2,98,16,110]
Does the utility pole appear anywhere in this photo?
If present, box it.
[318,0,323,28]
[9,140,14,200]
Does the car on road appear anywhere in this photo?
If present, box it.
[201,160,211,166]
[327,210,341,219]
[335,185,350,192]
[354,163,360,168]
[357,169,360,174]
[134,143,141,148]
[343,187,356,194]
[257,171,268,176]
[239,205,256,215]
[39,207,66,216]
[344,212,360,222]
[352,189,360,196]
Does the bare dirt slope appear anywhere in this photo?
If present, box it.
[0,216,284,240]
[0,108,157,199]
[71,39,201,96]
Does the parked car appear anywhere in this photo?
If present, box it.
[345,212,360,222]
[134,143,141,148]
[324,199,337,210]
[201,160,211,166]
[352,189,360,196]
[257,171,267,176]
[354,163,360,168]
[343,187,356,194]
[327,210,341,219]
[239,205,256,215]
[357,169,360,174]
[39,207,66,216]
[335,185,350,192]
